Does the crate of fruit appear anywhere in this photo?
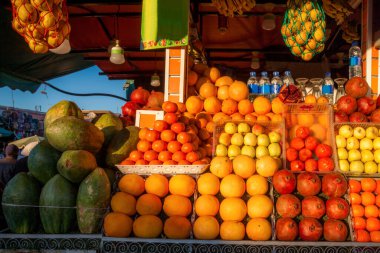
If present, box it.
[334,123,380,176]
[284,103,338,173]
[116,164,209,175]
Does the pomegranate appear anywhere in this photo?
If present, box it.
[278,84,302,103]
[371,109,380,123]
[276,194,301,218]
[297,172,321,197]
[299,217,323,241]
[273,170,296,194]
[357,96,377,115]
[275,217,298,241]
[322,173,348,198]
[302,196,326,219]
[326,197,349,220]
[323,219,348,242]
[146,91,164,108]
[345,77,369,98]
[121,101,140,118]
[130,87,150,105]
[349,112,368,122]
[334,111,349,123]
[336,95,357,115]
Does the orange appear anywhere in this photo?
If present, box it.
[297,114,315,127]
[193,216,220,240]
[169,175,196,197]
[221,98,238,115]
[103,212,133,238]
[238,99,254,115]
[197,173,220,195]
[317,114,329,129]
[177,132,191,144]
[362,178,377,192]
[188,70,198,86]
[247,195,273,218]
[246,218,272,241]
[376,180,380,195]
[366,217,380,232]
[136,193,162,216]
[350,193,362,205]
[163,160,177,165]
[178,159,191,165]
[145,174,169,198]
[365,205,379,218]
[110,192,136,216]
[219,197,247,221]
[164,216,192,239]
[213,112,231,123]
[149,160,163,165]
[162,101,178,113]
[210,156,233,178]
[145,129,160,142]
[317,96,329,104]
[198,118,208,129]
[137,140,152,153]
[220,174,246,198]
[245,114,257,122]
[163,194,192,217]
[139,127,149,140]
[246,175,268,195]
[376,195,380,207]
[352,217,366,230]
[118,174,145,197]
[206,67,221,83]
[356,229,370,242]
[309,123,327,142]
[228,81,249,102]
[160,130,176,142]
[304,94,317,103]
[198,128,211,141]
[143,150,158,162]
[186,151,200,163]
[151,140,167,152]
[352,204,365,217]
[172,151,186,162]
[135,159,148,165]
[231,112,244,121]
[195,76,211,91]
[164,112,178,125]
[215,76,233,87]
[362,192,376,206]
[171,122,186,134]
[129,150,144,162]
[349,179,362,193]
[219,221,245,240]
[158,151,173,162]
[217,85,230,100]
[185,96,204,115]
[253,96,271,115]
[195,195,220,216]
[199,82,217,99]
[133,215,163,238]
[232,155,256,179]
[370,231,380,242]
[271,97,285,115]
[120,159,135,165]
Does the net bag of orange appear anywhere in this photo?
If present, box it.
[11,0,71,54]
[281,0,326,61]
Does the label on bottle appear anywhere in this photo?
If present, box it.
[261,84,271,94]
[271,84,282,94]
[322,85,333,94]
[350,56,361,66]
[248,84,259,93]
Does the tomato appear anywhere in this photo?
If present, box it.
[290,160,305,171]
[299,217,323,241]
[318,157,335,172]
[305,136,319,151]
[315,144,333,158]
[299,148,313,161]
[273,170,296,194]
[326,197,349,220]
[275,217,298,241]
[322,173,348,198]
[323,219,348,242]
[286,147,298,162]
[297,172,321,197]
[305,159,318,172]
[276,194,301,218]
[296,126,311,139]
[302,196,326,219]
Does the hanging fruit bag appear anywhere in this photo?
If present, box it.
[11,0,71,54]
[281,0,326,61]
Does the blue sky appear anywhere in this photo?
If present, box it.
[0,66,126,113]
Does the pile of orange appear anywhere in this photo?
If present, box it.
[103,174,195,239]
[349,178,380,242]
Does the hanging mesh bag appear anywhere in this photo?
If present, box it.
[11,0,71,54]
[281,0,326,61]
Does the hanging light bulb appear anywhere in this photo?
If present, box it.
[151,72,160,87]
[108,39,116,54]
[49,39,71,54]
[262,13,276,31]
[109,40,125,64]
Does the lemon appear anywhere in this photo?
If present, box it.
[286,37,296,47]
[302,1,313,12]
[301,49,313,61]
[295,31,308,45]
[309,9,321,22]
[306,38,317,50]
[313,28,324,42]
[303,21,313,33]
[291,46,303,56]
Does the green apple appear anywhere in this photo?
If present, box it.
[228,145,241,158]
[268,143,281,157]
[269,131,281,143]
[360,138,373,150]
[215,144,228,157]
[256,145,269,158]
[339,159,350,172]
[348,149,361,162]
[365,161,378,174]
[373,137,380,150]
[346,137,360,150]
[244,133,257,146]
[350,161,364,173]
[241,145,255,158]
[224,122,237,134]
[375,150,380,163]
[231,133,244,146]
[353,126,366,139]
[337,148,348,160]
[219,133,232,146]
[335,135,347,148]
[339,125,353,138]
[257,134,270,147]
[366,126,379,139]
[361,150,374,163]
[238,122,251,134]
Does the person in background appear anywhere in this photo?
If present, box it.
[13,141,39,176]
[0,144,19,186]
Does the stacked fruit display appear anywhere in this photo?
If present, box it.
[274,171,350,241]
[336,124,380,174]
[349,178,380,242]
[103,173,195,239]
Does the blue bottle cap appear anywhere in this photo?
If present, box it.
[325,72,331,77]
[261,71,268,77]
[284,70,291,76]
[273,71,280,77]
[352,41,359,46]
[249,71,256,77]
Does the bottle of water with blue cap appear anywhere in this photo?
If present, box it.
[270,71,283,98]
[322,72,334,104]
[247,71,259,94]
[259,71,271,95]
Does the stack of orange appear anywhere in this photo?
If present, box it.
[349,178,380,242]
[103,174,195,239]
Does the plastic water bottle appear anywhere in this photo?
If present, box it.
[349,41,362,79]
[270,71,283,98]
[322,72,334,104]
[247,71,259,94]
[259,71,271,95]
[283,70,294,86]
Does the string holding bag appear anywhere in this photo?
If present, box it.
[11,0,71,54]
[281,0,327,61]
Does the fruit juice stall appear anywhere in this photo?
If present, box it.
[2,0,380,252]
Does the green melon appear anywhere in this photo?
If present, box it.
[44,100,83,130]
[57,150,97,183]
[93,113,123,146]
